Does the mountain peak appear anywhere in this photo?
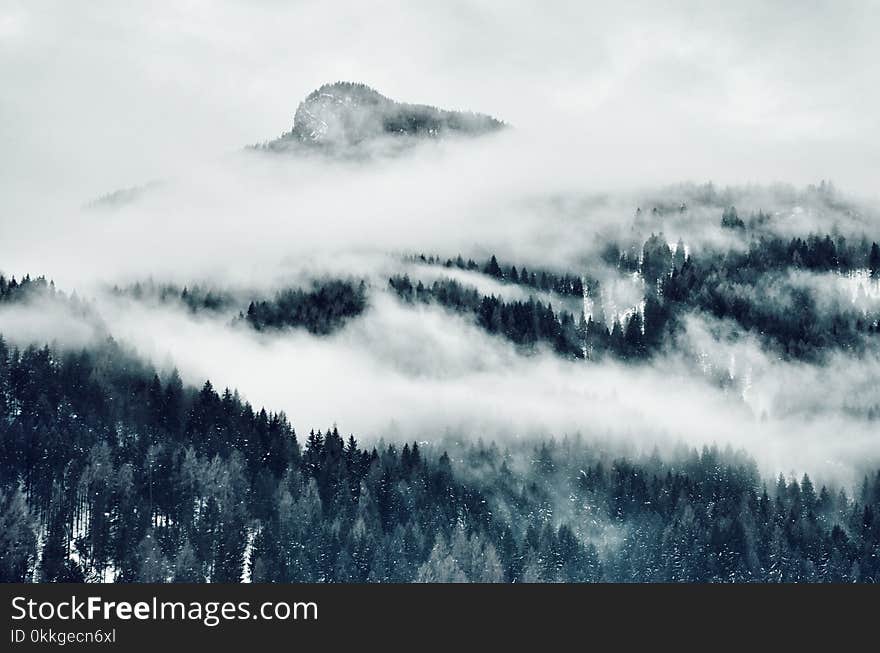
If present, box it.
[259,81,505,152]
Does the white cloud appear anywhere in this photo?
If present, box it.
[2,0,880,486]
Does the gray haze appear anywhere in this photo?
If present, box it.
[2,1,880,484]
[3,1,880,200]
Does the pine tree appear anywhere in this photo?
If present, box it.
[137,530,168,582]
[0,485,37,582]
[869,242,880,278]
[484,255,503,279]
[173,540,203,582]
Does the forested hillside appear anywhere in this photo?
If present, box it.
[395,231,880,363]
[4,177,880,584]
[6,0,880,601]
[111,279,368,335]
[105,224,880,367]
[3,332,880,583]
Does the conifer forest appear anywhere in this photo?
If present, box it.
[4,2,880,586]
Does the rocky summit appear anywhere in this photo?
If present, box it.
[260,81,504,152]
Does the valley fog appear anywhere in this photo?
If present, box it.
[5,0,880,586]
[0,2,880,484]
[2,138,880,485]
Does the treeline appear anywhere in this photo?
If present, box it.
[3,335,880,582]
[389,274,583,358]
[112,279,369,336]
[721,230,880,275]
[111,281,235,314]
[1,273,102,328]
[106,228,880,363]
[590,231,880,361]
[1,274,57,303]
[406,253,587,297]
[661,235,880,360]
[400,242,676,362]
[243,280,367,335]
[607,226,880,280]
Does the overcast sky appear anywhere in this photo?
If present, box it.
[2,0,879,200]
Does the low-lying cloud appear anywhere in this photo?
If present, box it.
[3,1,880,489]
